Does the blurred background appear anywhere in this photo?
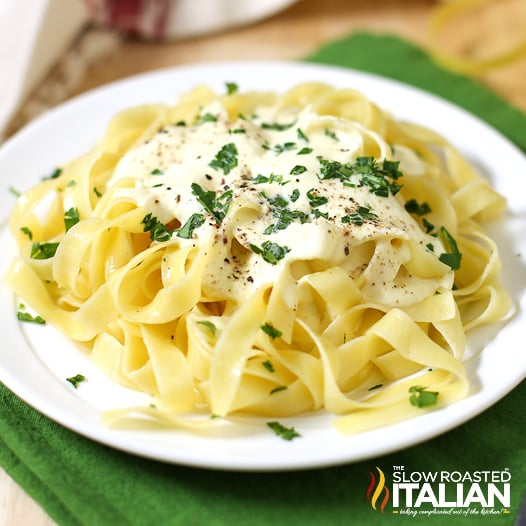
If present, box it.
[1,0,525,142]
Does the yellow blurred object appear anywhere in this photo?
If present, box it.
[429,0,526,75]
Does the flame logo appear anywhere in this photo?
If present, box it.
[366,467,390,512]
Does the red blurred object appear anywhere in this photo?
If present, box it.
[83,0,170,40]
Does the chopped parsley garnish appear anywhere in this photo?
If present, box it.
[30,242,59,259]
[290,189,300,202]
[66,374,86,389]
[261,121,295,131]
[342,205,378,226]
[306,188,328,208]
[44,167,63,180]
[267,421,301,441]
[141,213,173,242]
[9,187,21,197]
[312,209,328,219]
[197,320,217,336]
[262,360,275,372]
[261,322,282,339]
[151,168,164,175]
[405,198,431,216]
[263,194,308,234]
[17,306,46,325]
[66,180,76,187]
[409,386,439,408]
[250,241,290,264]
[197,112,218,124]
[324,128,338,141]
[64,207,80,232]
[438,227,462,270]
[265,194,289,208]
[191,183,233,224]
[270,385,287,394]
[297,147,313,155]
[290,165,307,175]
[93,187,103,198]
[251,173,288,185]
[273,142,296,155]
[297,128,309,142]
[317,156,403,197]
[225,81,239,95]
[423,218,435,233]
[354,157,403,197]
[176,213,206,239]
[209,143,238,175]
[368,384,383,391]
[20,226,33,240]
[317,157,354,181]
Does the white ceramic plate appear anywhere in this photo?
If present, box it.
[1,61,525,471]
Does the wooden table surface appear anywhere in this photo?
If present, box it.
[1,0,525,524]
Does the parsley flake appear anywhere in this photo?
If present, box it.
[261,322,282,339]
[438,227,462,270]
[43,167,63,180]
[261,121,295,131]
[297,128,309,142]
[66,374,86,389]
[251,173,288,185]
[209,143,238,175]
[191,183,233,224]
[342,206,378,226]
[409,386,439,408]
[17,309,46,324]
[297,147,313,155]
[197,320,217,336]
[290,165,307,175]
[405,198,431,216]
[267,421,301,441]
[306,188,328,208]
[289,189,300,202]
[262,360,275,372]
[141,213,173,242]
[197,112,218,124]
[263,195,308,234]
[30,242,59,259]
[324,128,338,141]
[20,226,33,240]
[250,241,290,264]
[176,213,205,239]
[317,156,403,197]
[225,81,239,95]
[273,142,296,155]
[354,157,403,197]
[64,207,80,232]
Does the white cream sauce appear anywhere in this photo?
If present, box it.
[109,102,449,304]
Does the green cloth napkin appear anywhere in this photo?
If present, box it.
[1,33,525,526]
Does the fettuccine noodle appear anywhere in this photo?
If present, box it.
[5,82,511,434]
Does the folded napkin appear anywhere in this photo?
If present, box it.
[1,33,525,526]
[0,0,89,140]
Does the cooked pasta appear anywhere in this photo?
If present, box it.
[5,82,511,434]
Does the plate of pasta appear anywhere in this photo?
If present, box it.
[1,61,525,471]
